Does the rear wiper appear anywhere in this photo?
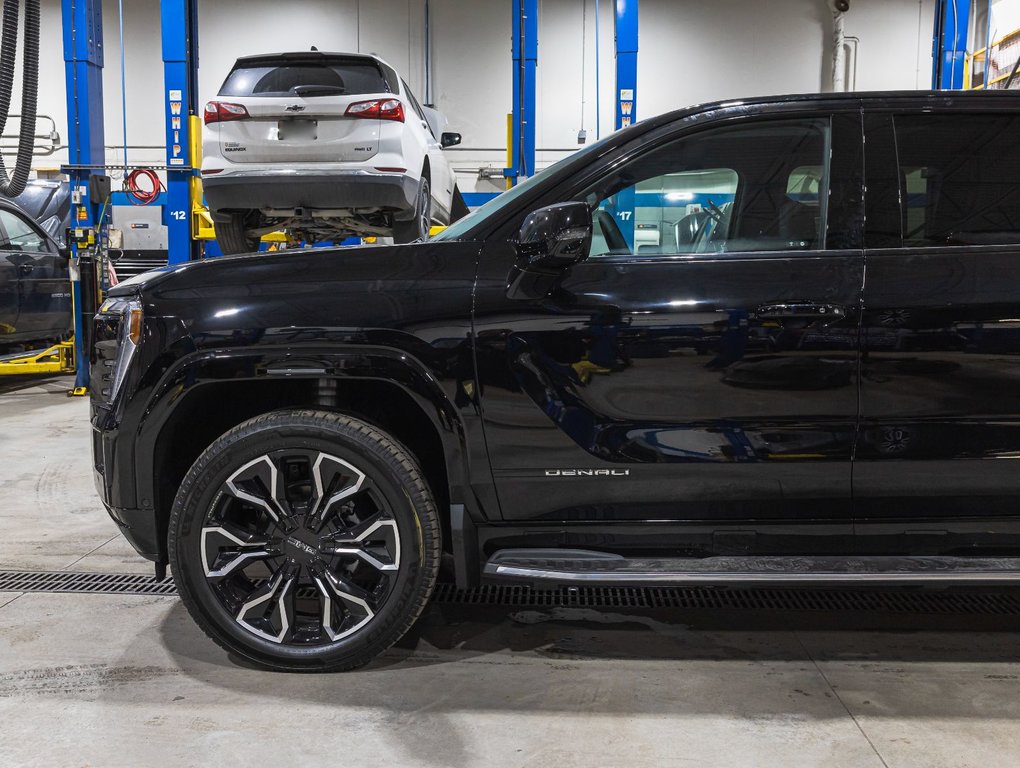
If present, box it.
[291,85,346,96]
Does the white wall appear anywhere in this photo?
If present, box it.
[18,0,937,194]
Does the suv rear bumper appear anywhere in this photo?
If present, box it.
[202,170,418,220]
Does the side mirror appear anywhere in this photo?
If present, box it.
[506,201,592,300]
[440,132,462,148]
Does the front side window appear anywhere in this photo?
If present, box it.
[0,210,47,253]
[894,114,1020,246]
[583,118,831,258]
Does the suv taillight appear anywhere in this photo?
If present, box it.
[204,101,250,125]
[345,98,405,122]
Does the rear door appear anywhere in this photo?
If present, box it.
[857,101,1020,554]
[215,54,395,165]
[473,106,866,556]
[0,208,68,338]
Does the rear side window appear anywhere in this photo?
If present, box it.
[894,114,1020,246]
[220,59,391,97]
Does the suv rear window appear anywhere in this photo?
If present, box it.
[220,58,392,98]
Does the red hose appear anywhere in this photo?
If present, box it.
[125,168,162,205]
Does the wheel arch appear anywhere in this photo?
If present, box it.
[139,348,468,564]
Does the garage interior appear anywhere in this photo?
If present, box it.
[4,0,1020,766]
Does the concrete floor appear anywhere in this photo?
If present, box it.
[3,376,1020,767]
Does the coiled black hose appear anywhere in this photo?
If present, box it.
[0,0,39,198]
[0,0,19,142]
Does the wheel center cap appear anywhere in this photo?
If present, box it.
[282,528,321,563]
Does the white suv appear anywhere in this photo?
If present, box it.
[201,51,463,253]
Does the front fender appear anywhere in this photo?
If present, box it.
[134,344,471,510]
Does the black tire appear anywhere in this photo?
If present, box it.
[393,177,431,243]
[215,211,260,255]
[168,409,441,672]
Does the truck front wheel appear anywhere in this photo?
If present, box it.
[168,410,442,672]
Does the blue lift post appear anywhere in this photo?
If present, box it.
[506,0,537,186]
[62,0,107,391]
[613,0,637,248]
[932,0,971,89]
[162,0,201,264]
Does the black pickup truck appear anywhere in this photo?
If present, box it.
[92,91,1020,671]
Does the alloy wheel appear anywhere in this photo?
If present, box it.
[199,450,401,646]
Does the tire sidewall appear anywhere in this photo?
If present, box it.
[417,178,432,240]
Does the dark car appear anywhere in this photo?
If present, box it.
[0,197,71,349]
[92,91,1020,672]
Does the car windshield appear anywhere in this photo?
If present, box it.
[11,182,58,219]
[432,134,617,242]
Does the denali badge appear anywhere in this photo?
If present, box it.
[545,469,630,477]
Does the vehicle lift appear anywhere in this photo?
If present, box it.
[0,0,200,388]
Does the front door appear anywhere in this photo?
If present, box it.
[473,109,865,556]
[856,106,1020,554]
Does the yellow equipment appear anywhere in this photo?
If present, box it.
[0,339,76,376]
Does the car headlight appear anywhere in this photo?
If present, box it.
[95,297,143,403]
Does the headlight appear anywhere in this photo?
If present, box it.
[96,297,143,402]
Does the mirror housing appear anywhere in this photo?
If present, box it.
[440,131,462,148]
[506,201,592,300]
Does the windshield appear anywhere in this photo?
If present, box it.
[432,134,616,242]
[11,181,60,219]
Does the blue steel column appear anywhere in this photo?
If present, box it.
[932,0,971,89]
[506,0,537,185]
[162,0,200,263]
[62,0,106,390]
[613,0,637,248]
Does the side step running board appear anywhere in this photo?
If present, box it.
[483,549,1020,586]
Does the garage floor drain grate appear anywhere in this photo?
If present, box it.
[0,571,177,596]
[3,571,1020,615]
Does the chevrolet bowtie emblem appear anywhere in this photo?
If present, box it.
[285,104,307,112]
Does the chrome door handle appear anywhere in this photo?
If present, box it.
[17,263,34,274]
[755,302,846,320]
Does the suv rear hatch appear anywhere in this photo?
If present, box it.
[212,52,395,164]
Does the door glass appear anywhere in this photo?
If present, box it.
[584,118,831,258]
[0,210,47,253]
[893,114,1020,246]
[401,80,435,137]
